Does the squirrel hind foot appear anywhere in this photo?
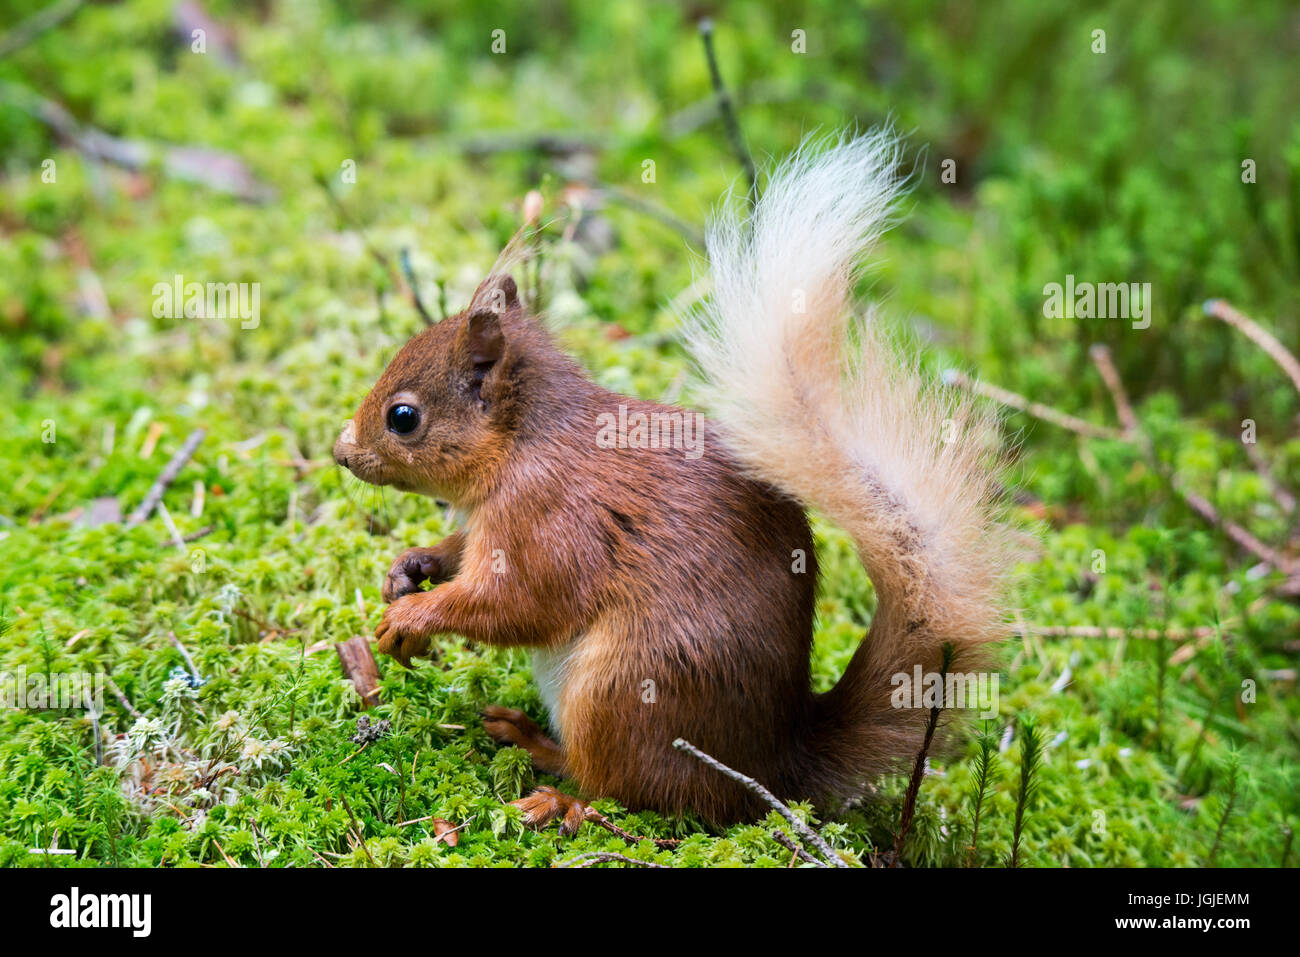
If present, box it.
[482,705,568,777]
[510,786,590,836]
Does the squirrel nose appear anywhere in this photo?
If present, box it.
[334,421,357,468]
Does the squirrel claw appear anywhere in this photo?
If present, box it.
[481,705,546,746]
[511,786,592,837]
[482,705,568,776]
[375,595,433,666]
[382,547,446,603]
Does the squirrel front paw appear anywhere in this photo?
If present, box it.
[382,547,449,603]
[374,594,434,666]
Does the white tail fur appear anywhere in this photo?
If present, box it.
[685,130,1009,789]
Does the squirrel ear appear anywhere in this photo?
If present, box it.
[465,310,505,367]
[462,310,506,410]
[469,273,519,316]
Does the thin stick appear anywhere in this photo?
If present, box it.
[1176,486,1292,571]
[1205,299,1300,396]
[946,368,1295,574]
[399,248,435,327]
[673,737,848,867]
[84,686,102,766]
[3,86,274,202]
[125,427,206,528]
[1012,623,1216,641]
[698,18,757,203]
[557,851,668,869]
[169,632,203,682]
[248,817,266,867]
[0,0,84,58]
[157,502,186,552]
[772,830,825,866]
[596,183,705,248]
[894,646,952,861]
[211,836,240,868]
[313,173,425,323]
[338,795,377,867]
[159,524,213,547]
[583,808,681,850]
[105,676,142,720]
[1087,344,1140,437]
[942,369,1124,441]
[1242,441,1298,515]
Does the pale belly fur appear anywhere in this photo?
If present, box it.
[529,643,575,740]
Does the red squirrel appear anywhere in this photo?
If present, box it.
[333,131,1009,829]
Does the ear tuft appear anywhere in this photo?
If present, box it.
[470,273,519,316]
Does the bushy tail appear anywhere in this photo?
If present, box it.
[684,130,1010,798]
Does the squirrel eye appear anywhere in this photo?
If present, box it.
[386,404,420,435]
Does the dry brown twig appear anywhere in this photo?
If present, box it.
[4,86,274,202]
[338,795,378,867]
[105,676,143,720]
[125,428,206,528]
[942,369,1124,441]
[0,0,83,58]
[1013,623,1218,641]
[1204,299,1300,397]
[557,851,668,869]
[1088,344,1142,439]
[772,829,826,866]
[945,362,1298,577]
[580,807,681,850]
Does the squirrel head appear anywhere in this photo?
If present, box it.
[333,274,528,504]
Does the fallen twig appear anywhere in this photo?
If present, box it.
[0,0,84,59]
[942,369,1124,441]
[84,686,102,766]
[673,737,848,867]
[1204,299,1300,396]
[159,524,214,547]
[338,795,378,866]
[1012,623,1217,641]
[945,366,1296,575]
[772,829,825,866]
[1242,441,1297,515]
[582,808,681,850]
[1088,344,1141,439]
[3,85,274,202]
[557,851,668,869]
[125,428,206,528]
[169,632,204,684]
[105,676,143,720]
[313,173,427,323]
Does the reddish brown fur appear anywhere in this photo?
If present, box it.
[335,276,932,825]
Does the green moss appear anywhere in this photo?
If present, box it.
[0,0,1297,867]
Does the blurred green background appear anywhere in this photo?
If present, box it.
[0,0,1297,868]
